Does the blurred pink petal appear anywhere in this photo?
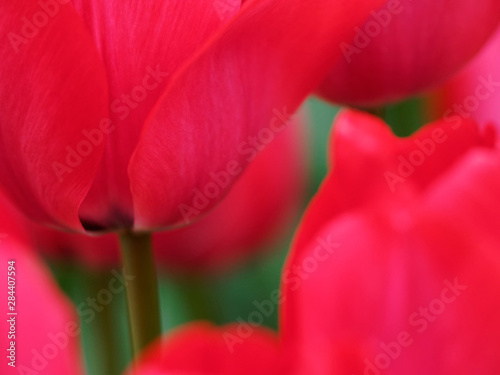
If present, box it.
[0,194,83,374]
[318,1,500,106]
[428,27,500,130]
[127,323,285,375]
[284,110,500,374]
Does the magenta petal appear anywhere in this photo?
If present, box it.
[0,195,84,374]
[318,0,500,106]
[153,114,307,272]
[291,109,484,258]
[0,1,110,230]
[428,27,500,131]
[129,0,385,230]
[71,0,241,228]
[128,323,284,375]
[283,117,500,374]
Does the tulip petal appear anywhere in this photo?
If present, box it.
[428,27,500,130]
[0,1,109,230]
[1,247,84,375]
[283,123,500,374]
[422,149,500,242]
[0,197,84,374]
[285,206,500,374]
[69,0,241,228]
[291,110,483,255]
[154,114,306,272]
[129,323,284,375]
[317,0,500,106]
[129,0,386,230]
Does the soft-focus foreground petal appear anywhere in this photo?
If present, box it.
[129,0,385,230]
[71,0,241,229]
[292,109,484,254]
[0,0,110,231]
[0,195,83,374]
[427,27,500,130]
[128,323,285,375]
[283,117,500,374]
[317,0,500,106]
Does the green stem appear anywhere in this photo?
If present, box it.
[97,272,121,375]
[86,270,121,375]
[119,231,162,359]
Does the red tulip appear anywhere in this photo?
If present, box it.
[128,110,500,374]
[32,115,306,271]
[317,1,500,106]
[427,27,500,130]
[0,0,385,232]
[0,194,83,375]
[284,110,500,374]
[125,323,285,375]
